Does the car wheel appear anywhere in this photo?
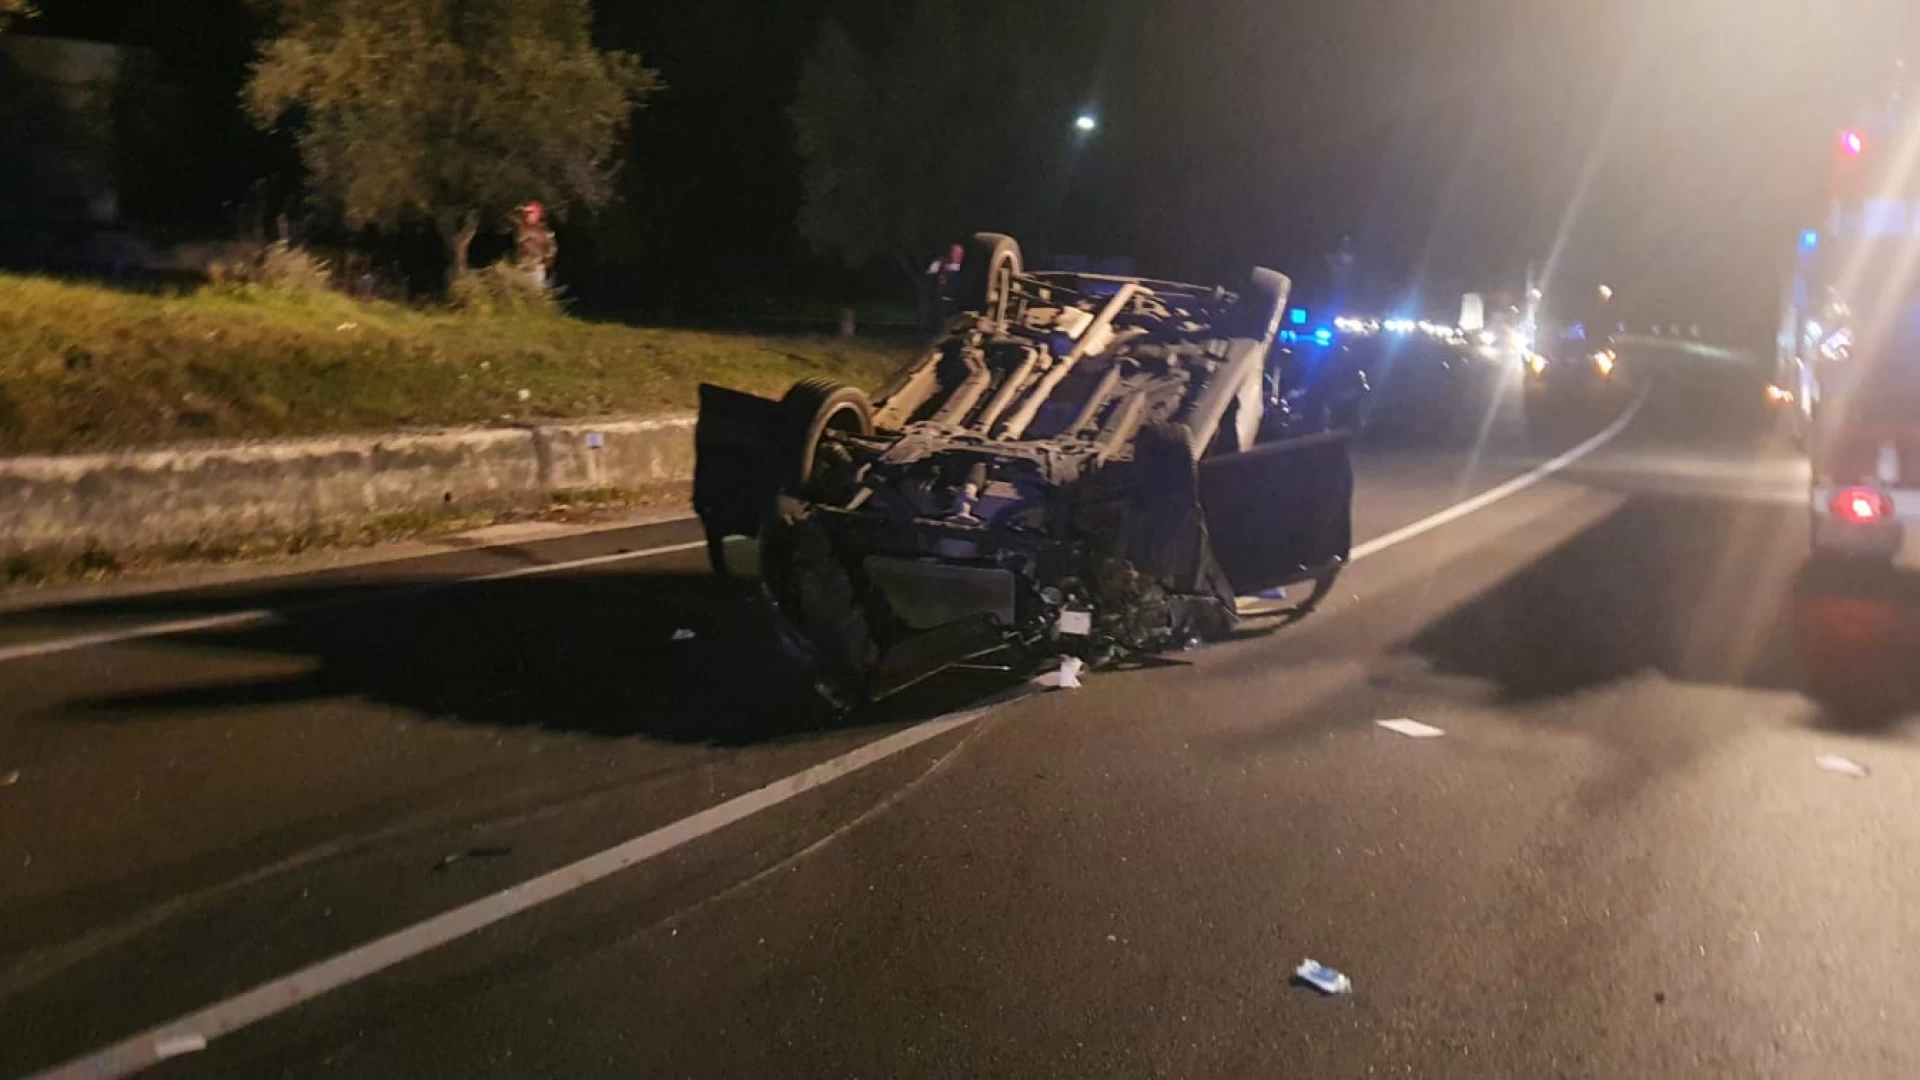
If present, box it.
[952,233,1023,316]
[780,377,873,493]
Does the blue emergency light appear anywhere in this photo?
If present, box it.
[1289,308,1308,326]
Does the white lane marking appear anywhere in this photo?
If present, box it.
[30,401,1644,1079]
[1375,718,1446,739]
[1350,394,1644,562]
[26,692,1025,1080]
[0,539,715,666]
[0,610,278,665]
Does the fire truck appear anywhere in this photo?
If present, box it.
[1781,89,1920,566]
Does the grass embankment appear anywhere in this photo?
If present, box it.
[0,275,914,454]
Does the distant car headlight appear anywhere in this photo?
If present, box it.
[1591,350,1616,377]
[1527,353,1548,376]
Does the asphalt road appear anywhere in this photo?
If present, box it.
[5,368,1920,1079]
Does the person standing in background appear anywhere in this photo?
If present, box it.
[921,242,964,332]
[514,201,558,289]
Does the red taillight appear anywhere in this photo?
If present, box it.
[1832,486,1892,523]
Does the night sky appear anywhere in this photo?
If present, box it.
[17,0,1910,329]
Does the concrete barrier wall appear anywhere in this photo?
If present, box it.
[0,415,696,555]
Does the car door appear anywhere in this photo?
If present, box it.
[1196,428,1353,594]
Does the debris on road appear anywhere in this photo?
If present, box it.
[1816,754,1870,778]
[0,769,18,787]
[433,845,514,872]
[1375,718,1445,739]
[1258,586,1290,601]
[670,628,697,642]
[1293,958,1353,995]
[154,1033,207,1060]
[1053,657,1085,690]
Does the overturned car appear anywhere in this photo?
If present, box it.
[695,234,1355,704]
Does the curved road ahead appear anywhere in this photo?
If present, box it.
[5,374,1919,1079]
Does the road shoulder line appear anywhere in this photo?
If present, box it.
[1351,395,1644,562]
[25,694,1022,1080]
[0,537,715,665]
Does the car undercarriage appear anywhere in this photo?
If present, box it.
[695,234,1355,704]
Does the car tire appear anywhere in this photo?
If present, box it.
[951,233,1023,316]
[779,378,874,493]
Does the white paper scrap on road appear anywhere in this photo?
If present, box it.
[670,628,696,642]
[1816,754,1870,778]
[1375,718,1445,739]
[1294,958,1352,995]
[1040,656,1084,690]
[153,1034,206,1060]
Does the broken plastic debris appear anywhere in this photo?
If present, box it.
[670,628,697,642]
[1815,754,1869,778]
[1294,959,1352,995]
[154,1033,207,1060]
[1375,718,1445,739]
[1055,656,1084,689]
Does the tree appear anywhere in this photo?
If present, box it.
[791,2,1082,302]
[246,0,659,286]
[0,1,35,31]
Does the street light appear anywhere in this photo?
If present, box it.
[1073,113,1099,134]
